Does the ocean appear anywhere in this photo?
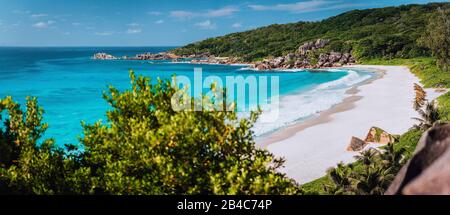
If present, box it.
[0,47,374,146]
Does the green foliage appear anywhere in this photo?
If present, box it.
[0,72,301,195]
[412,100,441,131]
[304,57,450,194]
[0,97,78,194]
[322,145,404,195]
[302,129,423,194]
[362,57,450,88]
[437,92,450,121]
[394,129,423,160]
[300,175,329,195]
[173,3,449,62]
[418,7,450,71]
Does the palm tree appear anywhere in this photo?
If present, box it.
[354,148,380,165]
[412,100,441,131]
[325,162,354,194]
[351,148,397,194]
[379,143,406,171]
[413,83,427,111]
[352,164,395,195]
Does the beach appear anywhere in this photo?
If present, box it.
[258,65,445,184]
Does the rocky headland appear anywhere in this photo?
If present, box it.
[93,39,356,70]
[253,39,356,70]
[92,52,182,61]
[92,53,118,60]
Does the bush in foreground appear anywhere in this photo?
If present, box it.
[0,72,300,195]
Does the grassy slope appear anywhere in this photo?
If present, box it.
[173,3,449,62]
[301,58,450,194]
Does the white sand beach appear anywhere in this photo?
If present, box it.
[258,65,446,184]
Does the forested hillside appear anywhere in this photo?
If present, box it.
[173,2,449,62]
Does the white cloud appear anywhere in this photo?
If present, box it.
[231,22,242,28]
[63,32,71,35]
[126,28,142,34]
[154,20,164,24]
[205,6,239,17]
[248,0,363,13]
[170,6,239,20]
[170,10,196,19]
[32,20,55,29]
[94,31,115,36]
[148,11,162,16]
[72,22,81,26]
[195,20,217,30]
[32,22,48,28]
[126,23,142,34]
[31,13,48,18]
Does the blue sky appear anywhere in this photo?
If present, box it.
[0,0,446,46]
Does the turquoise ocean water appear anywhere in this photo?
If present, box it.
[0,47,374,146]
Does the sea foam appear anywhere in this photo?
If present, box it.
[252,69,373,137]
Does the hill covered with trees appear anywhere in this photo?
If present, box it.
[173,2,449,62]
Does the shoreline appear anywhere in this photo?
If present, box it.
[256,66,384,148]
[258,65,446,184]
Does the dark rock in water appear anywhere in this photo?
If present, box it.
[93,52,181,61]
[255,61,271,70]
[347,136,368,151]
[93,53,117,60]
[386,124,450,195]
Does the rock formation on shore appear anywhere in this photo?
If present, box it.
[347,136,368,151]
[190,56,241,65]
[347,127,395,151]
[92,52,181,60]
[386,124,450,195]
[364,126,395,144]
[93,39,356,69]
[93,53,117,60]
[253,39,356,70]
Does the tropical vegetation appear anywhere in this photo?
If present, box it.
[1,2,450,195]
[173,3,449,65]
[302,59,450,194]
[0,72,300,194]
